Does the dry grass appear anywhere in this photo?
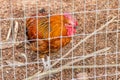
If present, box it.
[0,0,120,80]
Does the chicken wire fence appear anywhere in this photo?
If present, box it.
[0,0,120,80]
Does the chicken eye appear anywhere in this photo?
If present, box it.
[67,23,71,25]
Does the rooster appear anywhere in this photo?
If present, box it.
[26,9,78,70]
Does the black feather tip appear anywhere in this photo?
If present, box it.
[39,8,46,13]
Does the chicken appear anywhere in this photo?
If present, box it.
[26,9,78,69]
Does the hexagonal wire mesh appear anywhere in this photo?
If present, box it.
[0,0,120,80]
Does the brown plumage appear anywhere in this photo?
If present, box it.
[26,10,78,58]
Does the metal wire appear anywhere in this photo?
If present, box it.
[0,0,120,80]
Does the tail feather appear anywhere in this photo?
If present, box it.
[39,8,46,14]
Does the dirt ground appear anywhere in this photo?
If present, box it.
[0,0,120,80]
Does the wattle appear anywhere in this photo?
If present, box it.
[65,26,76,36]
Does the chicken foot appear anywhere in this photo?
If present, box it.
[42,56,51,71]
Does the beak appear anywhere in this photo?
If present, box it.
[74,26,77,29]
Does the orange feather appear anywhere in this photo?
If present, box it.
[26,14,76,58]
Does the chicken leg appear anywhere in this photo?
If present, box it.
[42,56,51,71]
